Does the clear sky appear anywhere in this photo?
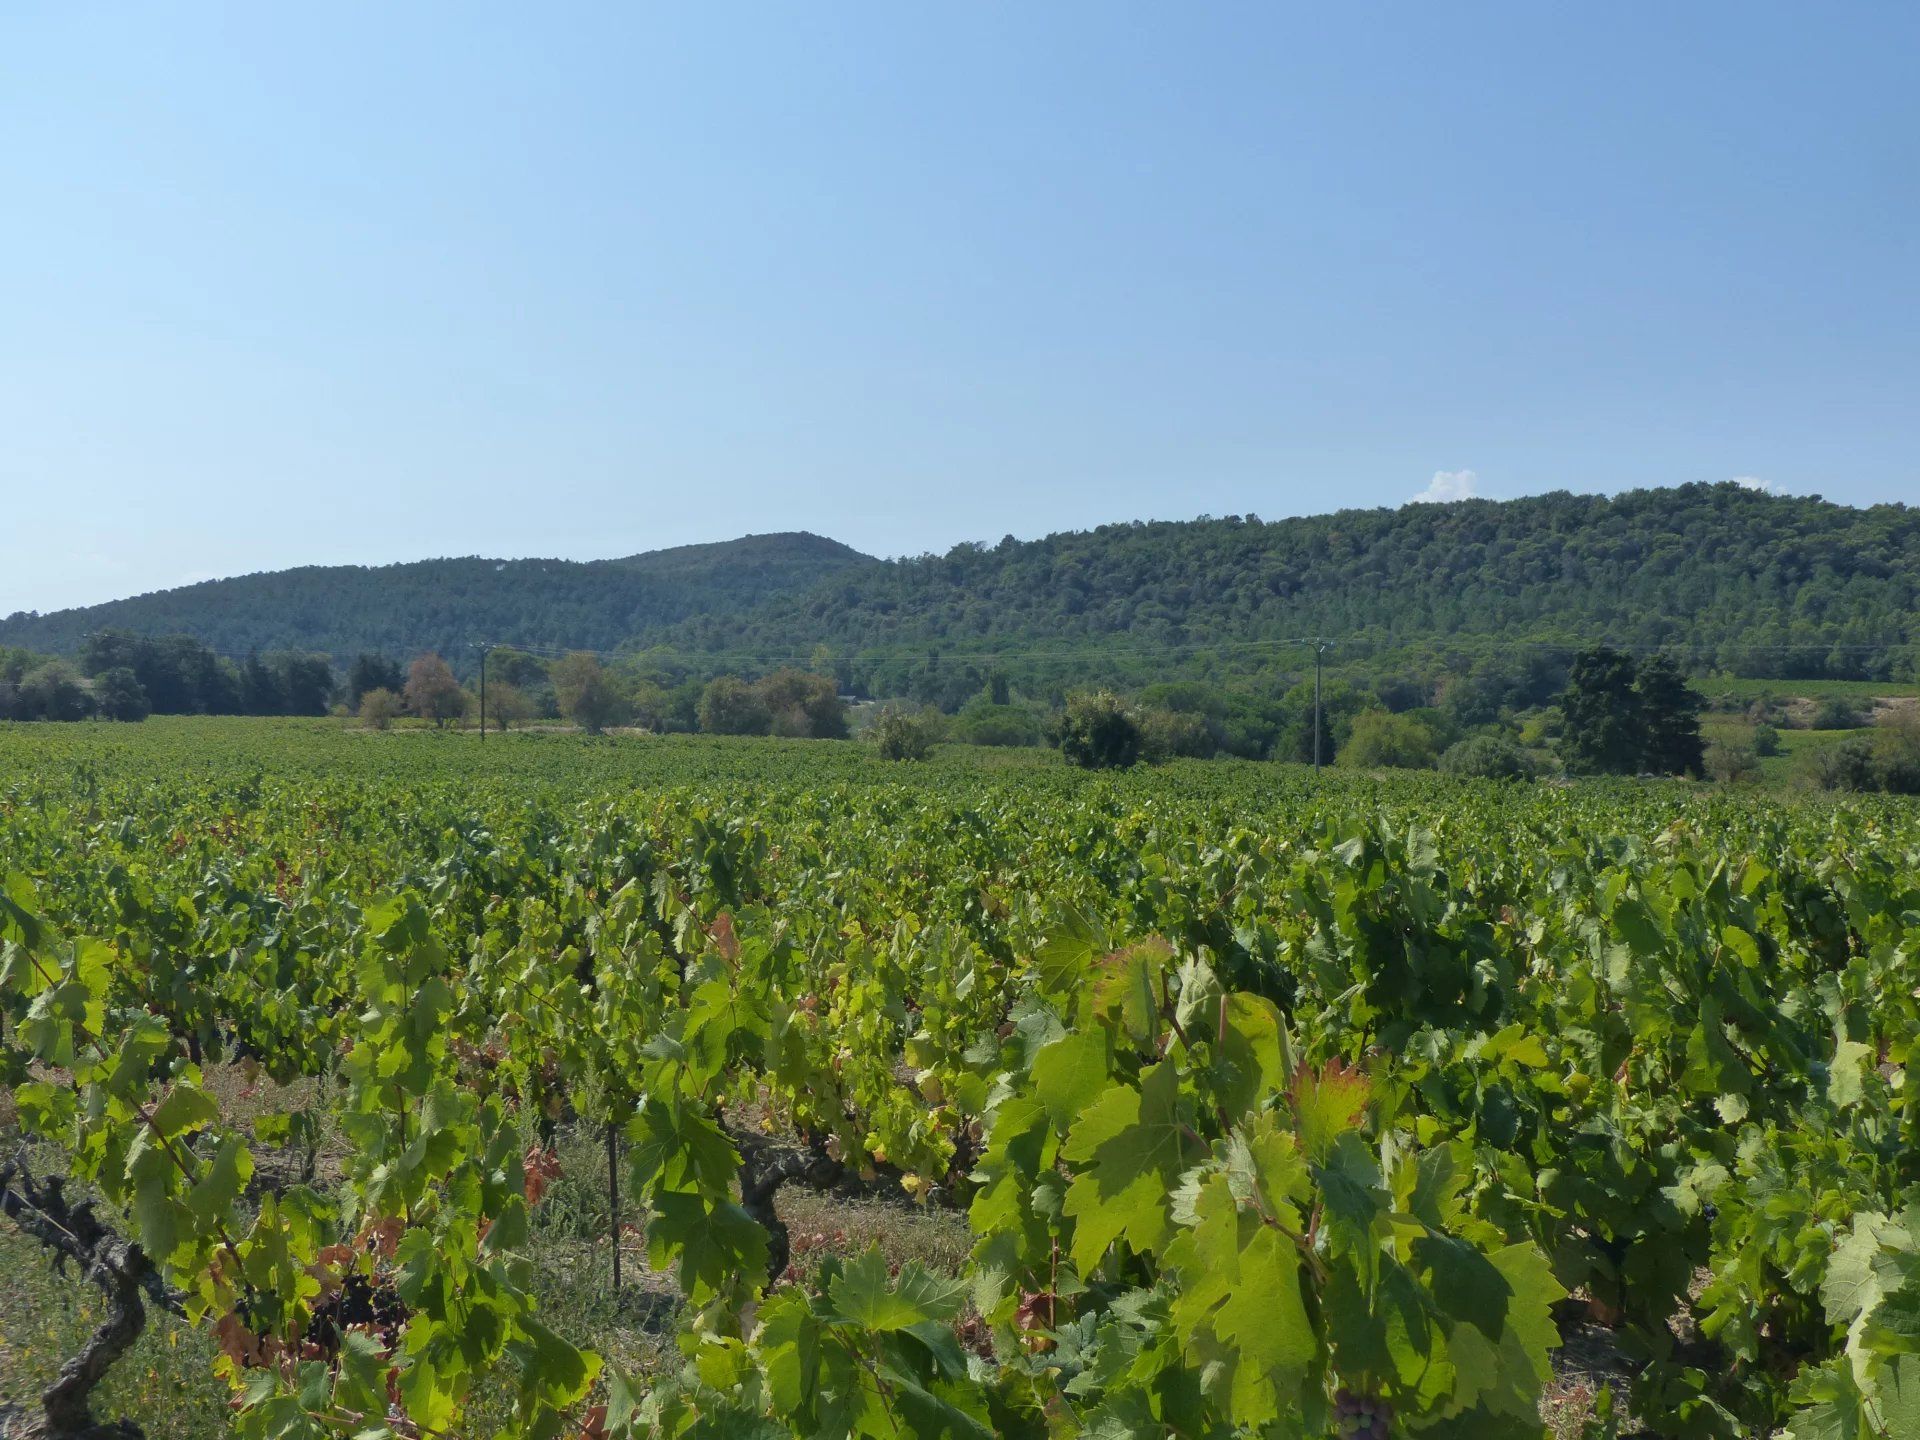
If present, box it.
[3,3,1915,614]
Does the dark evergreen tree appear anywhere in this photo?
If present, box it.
[90,667,150,722]
[347,653,404,707]
[273,653,336,715]
[239,654,281,715]
[1558,648,1646,775]
[1635,654,1705,777]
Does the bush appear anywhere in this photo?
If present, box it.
[1751,722,1782,757]
[1704,740,1761,784]
[1873,712,1920,794]
[1811,696,1865,730]
[359,687,403,730]
[1339,710,1439,770]
[1811,735,1881,791]
[869,703,941,761]
[1058,690,1142,770]
[1438,734,1534,781]
[1807,716,1920,794]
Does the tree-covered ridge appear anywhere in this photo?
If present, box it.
[676,483,1920,680]
[8,485,1919,686]
[0,532,873,663]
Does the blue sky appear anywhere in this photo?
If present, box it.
[3,3,1915,614]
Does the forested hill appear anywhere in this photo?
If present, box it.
[672,484,1920,681]
[0,532,873,663]
[7,486,1917,683]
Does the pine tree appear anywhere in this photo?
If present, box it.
[1636,653,1706,776]
[1557,647,1645,774]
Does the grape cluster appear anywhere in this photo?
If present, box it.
[1333,1389,1391,1439]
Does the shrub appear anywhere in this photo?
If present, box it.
[869,703,941,762]
[1438,734,1534,781]
[1873,712,1920,794]
[1811,735,1880,791]
[1339,710,1439,770]
[1811,696,1865,730]
[1809,723,1920,794]
[1751,722,1782,757]
[1704,740,1761,784]
[359,687,403,730]
[1058,690,1142,770]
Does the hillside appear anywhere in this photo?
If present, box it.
[7,486,1917,689]
[0,532,874,663]
[672,484,1920,684]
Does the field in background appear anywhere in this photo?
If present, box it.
[1702,676,1920,701]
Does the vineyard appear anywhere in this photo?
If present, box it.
[1,718,1916,1440]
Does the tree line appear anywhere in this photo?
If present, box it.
[10,630,1913,795]
[0,632,338,723]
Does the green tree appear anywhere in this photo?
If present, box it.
[403,653,466,728]
[1635,654,1705,777]
[1557,647,1645,775]
[756,667,847,739]
[19,661,92,721]
[1338,710,1439,769]
[1059,690,1142,769]
[272,652,336,716]
[950,694,1043,747]
[485,681,535,732]
[549,652,628,734]
[239,654,280,715]
[1139,706,1217,761]
[90,666,151,722]
[698,676,772,736]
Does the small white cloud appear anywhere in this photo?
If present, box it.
[1733,475,1787,495]
[1410,468,1479,504]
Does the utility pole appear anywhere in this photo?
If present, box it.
[1311,638,1333,772]
[473,644,492,741]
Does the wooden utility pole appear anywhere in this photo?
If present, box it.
[473,644,493,741]
[1311,639,1333,772]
